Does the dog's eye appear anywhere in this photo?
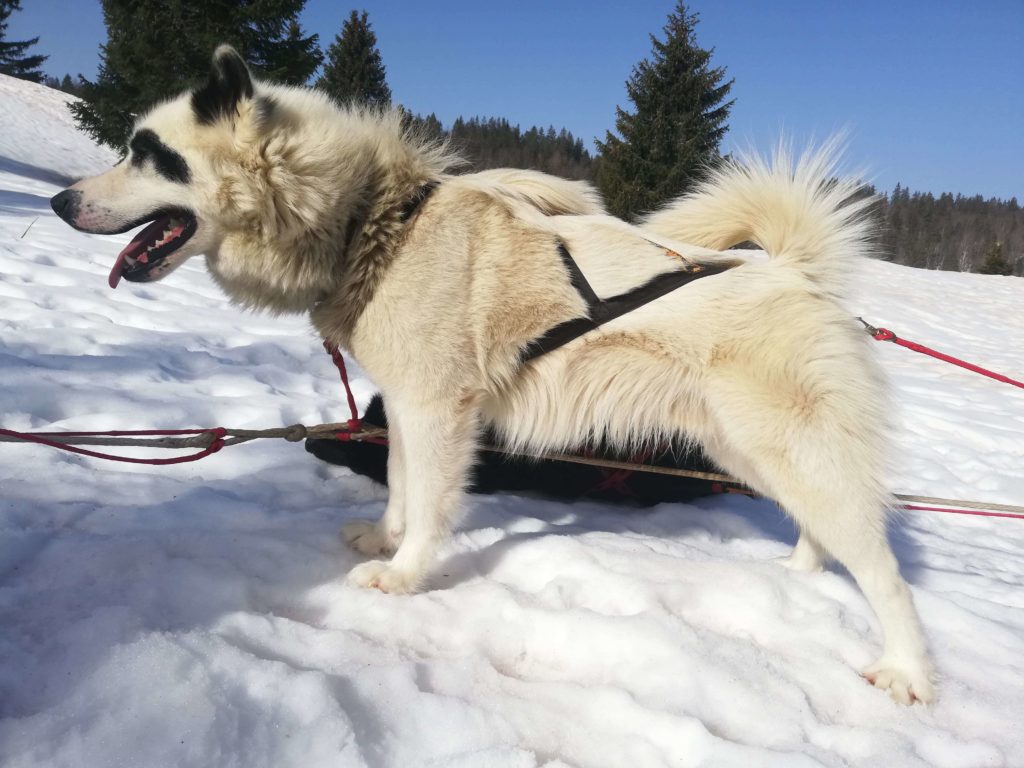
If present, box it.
[126,129,191,184]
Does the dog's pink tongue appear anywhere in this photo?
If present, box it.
[108,250,131,289]
[108,217,169,289]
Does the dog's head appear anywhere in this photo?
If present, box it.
[51,45,263,289]
[52,45,454,312]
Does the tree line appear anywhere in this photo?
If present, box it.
[1,0,1018,274]
[408,115,595,181]
[877,185,1021,275]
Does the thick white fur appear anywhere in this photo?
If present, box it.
[347,154,933,704]
[57,50,933,705]
[463,167,607,217]
[643,139,876,296]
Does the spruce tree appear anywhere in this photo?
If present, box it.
[0,0,47,82]
[978,241,1013,276]
[596,1,733,220]
[71,0,322,151]
[315,10,391,108]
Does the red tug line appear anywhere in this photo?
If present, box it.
[858,318,1024,390]
[1,321,1022,520]
[0,427,226,465]
[902,505,1024,521]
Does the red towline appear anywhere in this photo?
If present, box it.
[0,427,226,464]
[861,318,1024,390]
[1,326,1022,521]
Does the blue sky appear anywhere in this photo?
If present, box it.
[9,0,1023,200]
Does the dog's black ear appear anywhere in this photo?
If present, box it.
[191,44,254,126]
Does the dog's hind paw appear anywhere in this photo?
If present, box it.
[776,551,824,573]
[776,536,825,572]
[861,659,935,705]
[347,560,420,594]
[341,519,397,557]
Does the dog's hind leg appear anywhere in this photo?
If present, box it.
[837,530,934,704]
[347,394,480,593]
[800,506,933,704]
[702,391,933,704]
[778,531,827,572]
[701,435,826,572]
[342,416,406,557]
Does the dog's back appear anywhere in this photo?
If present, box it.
[460,168,606,217]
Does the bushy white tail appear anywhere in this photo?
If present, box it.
[642,142,877,294]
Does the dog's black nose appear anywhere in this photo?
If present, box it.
[50,189,80,222]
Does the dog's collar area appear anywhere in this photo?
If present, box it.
[399,181,441,223]
[341,213,364,259]
[339,180,440,263]
[520,242,736,363]
[315,180,443,316]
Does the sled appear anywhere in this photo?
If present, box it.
[305,395,727,506]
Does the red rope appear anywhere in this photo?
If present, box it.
[2,340,1021,521]
[592,467,636,496]
[322,341,387,445]
[23,428,220,437]
[0,427,226,465]
[702,481,1024,520]
[863,320,1024,390]
[590,447,654,497]
[323,340,360,428]
[902,504,1024,521]
[0,345,378,463]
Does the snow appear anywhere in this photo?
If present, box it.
[1,73,1023,767]
[0,73,118,185]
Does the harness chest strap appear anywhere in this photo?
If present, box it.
[521,243,736,363]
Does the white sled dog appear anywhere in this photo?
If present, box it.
[50,46,933,703]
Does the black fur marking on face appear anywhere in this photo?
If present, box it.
[129,129,191,184]
[191,45,254,126]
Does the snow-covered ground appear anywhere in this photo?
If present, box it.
[1,73,1022,767]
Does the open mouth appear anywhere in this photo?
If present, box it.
[109,210,197,288]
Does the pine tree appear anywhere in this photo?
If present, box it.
[71,0,321,151]
[978,241,1013,276]
[595,1,733,220]
[315,10,391,108]
[0,0,47,82]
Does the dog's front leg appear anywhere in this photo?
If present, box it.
[347,397,478,593]
[341,416,406,556]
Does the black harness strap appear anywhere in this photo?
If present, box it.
[391,183,731,365]
[521,243,735,363]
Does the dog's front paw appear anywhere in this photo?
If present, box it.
[861,658,935,705]
[347,560,421,594]
[341,519,396,557]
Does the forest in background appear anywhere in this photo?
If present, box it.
[2,0,1019,275]
[875,186,1021,274]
